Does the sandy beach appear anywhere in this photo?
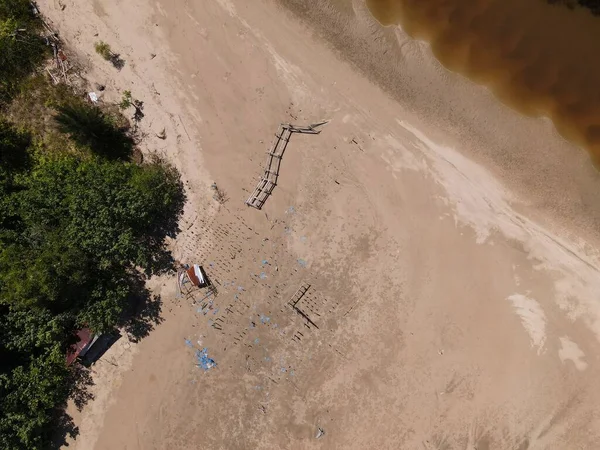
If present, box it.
[38,0,600,448]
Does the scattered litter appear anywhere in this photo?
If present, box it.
[300,236,307,242]
[259,272,267,280]
[290,370,295,376]
[196,348,216,371]
[297,259,307,268]
[184,338,193,347]
[281,367,287,373]
[88,92,99,103]
[213,308,219,315]
[316,428,325,439]
[254,338,260,344]
[260,314,271,324]
[238,286,245,291]
[261,259,269,265]
[284,227,292,234]
[264,356,271,362]
[250,321,256,328]
[287,206,296,214]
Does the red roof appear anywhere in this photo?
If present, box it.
[66,328,94,366]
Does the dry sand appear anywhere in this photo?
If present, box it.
[37,0,600,448]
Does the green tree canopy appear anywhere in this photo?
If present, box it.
[0,152,184,448]
[0,15,46,102]
[0,2,186,447]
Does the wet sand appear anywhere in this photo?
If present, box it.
[366,0,600,161]
[279,0,600,249]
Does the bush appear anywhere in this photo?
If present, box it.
[54,101,134,160]
[0,17,46,102]
[94,40,112,60]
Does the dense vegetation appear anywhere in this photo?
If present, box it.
[0,1,185,448]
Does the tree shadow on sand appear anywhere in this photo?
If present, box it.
[68,365,95,411]
[54,102,134,160]
[122,275,164,343]
[49,412,79,449]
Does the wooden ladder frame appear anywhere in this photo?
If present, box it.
[245,122,326,209]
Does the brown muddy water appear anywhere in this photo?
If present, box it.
[366,0,600,163]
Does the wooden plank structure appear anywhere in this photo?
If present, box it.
[287,282,319,329]
[245,122,326,209]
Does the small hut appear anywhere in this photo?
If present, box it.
[66,328,100,366]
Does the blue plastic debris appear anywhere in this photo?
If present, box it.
[281,367,287,373]
[262,259,269,265]
[259,272,267,279]
[184,338,193,347]
[260,314,271,324]
[196,348,216,371]
[254,338,260,344]
[297,258,307,267]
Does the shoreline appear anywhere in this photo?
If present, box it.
[37,0,600,448]
[276,0,600,248]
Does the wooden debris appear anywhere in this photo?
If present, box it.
[245,122,326,209]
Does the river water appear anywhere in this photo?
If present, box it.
[366,0,600,163]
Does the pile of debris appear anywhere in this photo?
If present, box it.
[30,2,77,86]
